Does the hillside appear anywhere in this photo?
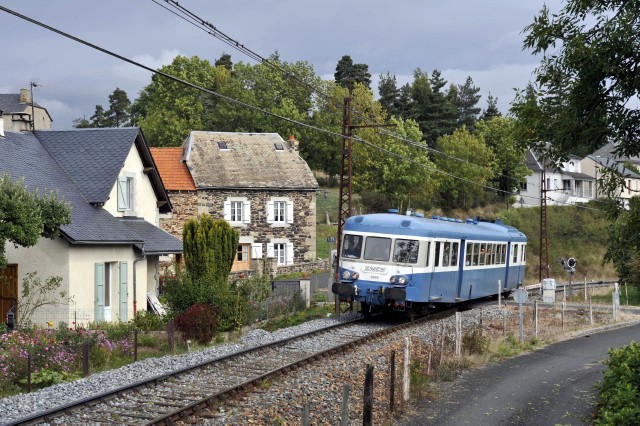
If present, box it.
[317,187,617,283]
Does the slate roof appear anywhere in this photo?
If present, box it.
[0,130,182,253]
[184,132,318,190]
[525,150,543,172]
[592,141,640,163]
[150,147,196,191]
[36,128,172,213]
[587,155,640,178]
[120,218,183,254]
[0,93,52,121]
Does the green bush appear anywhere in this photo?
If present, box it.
[175,303,220,345]
[462,326,489,355]
[133,310,167,331]
[595,342,640,425]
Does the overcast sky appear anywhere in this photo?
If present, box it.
[0,0,562,130]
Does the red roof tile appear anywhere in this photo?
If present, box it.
[150,147,196,191]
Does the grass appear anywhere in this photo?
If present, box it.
[261,303,333,332]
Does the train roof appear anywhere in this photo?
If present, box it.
[343,213,527,242]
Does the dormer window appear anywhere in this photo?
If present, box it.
[274,143,284,151]
[218,141,228,150]
[117,173,135,214]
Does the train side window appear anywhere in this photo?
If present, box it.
[434,242,441,267]
[472,243,480,265]
[497,244,503,264]
[479,243,486,265]
[465,242,473,266]
[521,245,526,262]
[513,244,519,263]
[502,244,507,264]
[451,242,459,267]
[491,244,497,265]
[393,239,419,264]
[442,242,451,266]
[364,237,391,261]
[425,242,431,267]
[342,234,363,259]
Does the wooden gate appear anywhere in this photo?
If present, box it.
[0,265,18,323]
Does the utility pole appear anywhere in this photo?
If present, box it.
[539,169,550,282]
[334,84,395,315]
[30,81,38,131]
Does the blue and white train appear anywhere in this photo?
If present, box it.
[332,211,527,317]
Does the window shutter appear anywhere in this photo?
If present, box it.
[117,177,128,211]
[119,262,128,322]
[286,201,294,224]
[251,243,263,259]
[224,200,231,221]
[266,243,274,258]
[94,263,105,322]
[243,200,251,223]
[266,201,274,224]
[286,243,294,265]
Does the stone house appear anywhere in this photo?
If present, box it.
[152,132,319,274]
[0,88,52,131]
[0,125,182,327]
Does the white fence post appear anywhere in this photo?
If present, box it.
[403,337,410,402]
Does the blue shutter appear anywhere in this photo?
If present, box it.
[119,262,128,322]
[94,263,105,322]
[117,176,128,211]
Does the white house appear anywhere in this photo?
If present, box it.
[0,126,182,327]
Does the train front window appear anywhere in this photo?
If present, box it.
[364,237,391,261]
[342,234,363,259]
[393,239,419,264]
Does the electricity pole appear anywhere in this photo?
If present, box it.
[539,169,550,282]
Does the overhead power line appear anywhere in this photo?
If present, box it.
[0,5,606,214]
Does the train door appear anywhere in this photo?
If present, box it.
[456,239,466,299]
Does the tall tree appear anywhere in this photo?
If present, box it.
[456,76,481,130]
[106,87,131,127]
[89,105,108,128]
[378,72,399,117]
[411,69,457,146]
[432,128,495,209]
[215,53,233,71]
[513,0,640,162]
[334,55,372,90]
[0,174,72,272]
[481,94,501,121]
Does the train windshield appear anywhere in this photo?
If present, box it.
[342,234,363,258]
[364,237,391,261]
[393,239,419,264]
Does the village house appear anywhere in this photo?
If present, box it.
[0,121,182,327]
[152,132,319,276]
[0,88,52,131]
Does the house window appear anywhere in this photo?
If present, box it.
[274,201,286,222]
[231,201,243,222]
[267,241,294,265]
[224,198,250,224]
[520,181,528,191]
[231,244,251,272]
[267,199,294,225]
[117,175,135,212]
[274,243,286,264]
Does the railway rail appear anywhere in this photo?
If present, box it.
[5,308,459,426]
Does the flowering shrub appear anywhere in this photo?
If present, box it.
[0,326,134,389]
[0,329,77,385]
[175,303,220,344]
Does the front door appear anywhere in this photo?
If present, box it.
[0,265,18,325]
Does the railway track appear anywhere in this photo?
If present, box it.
[5,308,458,426]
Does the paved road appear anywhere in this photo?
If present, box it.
[399,322,640,426]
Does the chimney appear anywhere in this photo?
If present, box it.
[19,88,31,104]
[0,110,4,138]
[288,134,299,151]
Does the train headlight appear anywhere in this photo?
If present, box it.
[342,271,351,280]
[398,275,408,285]
[390,276,396,284]
[351,272,359,280]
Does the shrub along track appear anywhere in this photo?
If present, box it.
[6,308,460,426]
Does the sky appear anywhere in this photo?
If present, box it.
[0,0,563,130]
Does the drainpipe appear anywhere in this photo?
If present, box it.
[133,249,146,316]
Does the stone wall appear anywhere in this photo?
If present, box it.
[160,190,198,238]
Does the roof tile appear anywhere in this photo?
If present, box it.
[150,147,196,191]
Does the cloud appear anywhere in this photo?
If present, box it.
[111,49,181,87]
